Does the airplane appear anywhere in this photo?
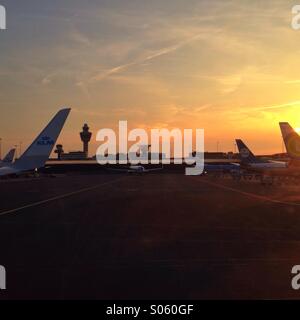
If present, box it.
[107,164,164,174]
[234,139,289,184]
[0,108,71,178]
[202,163,240,176]
[0,148,16,168]
[236,139,287,169]
[208,124,300,184]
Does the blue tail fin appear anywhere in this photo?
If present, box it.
[235,139,262,164]
[2,148,16,163]
[14,108,71,171]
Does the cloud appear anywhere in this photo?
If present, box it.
[227,100,300,120]
[218,75,242,94]
[90,32,205,83]
[252,100,300,112]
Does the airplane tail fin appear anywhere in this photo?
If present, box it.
[235,139,262,164]
[279,122,300,160]
[2,148,16,163]
[14,108,71,171]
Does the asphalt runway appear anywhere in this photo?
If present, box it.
[1,173,300,299]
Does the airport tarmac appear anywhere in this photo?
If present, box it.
[1,172,300,299]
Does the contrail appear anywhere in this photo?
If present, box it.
[91,33,204,83]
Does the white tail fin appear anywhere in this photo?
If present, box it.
[14,108,71,171]
[2,148,16,163]
[279,122,300,160]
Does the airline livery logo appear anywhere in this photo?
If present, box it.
[37,136,55,146]
[240,148,250,158]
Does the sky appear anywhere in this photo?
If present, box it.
[1,0,300,157]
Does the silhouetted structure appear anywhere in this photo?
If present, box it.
[80,124,92,158]
[61,151,86,160]
[54,144,64,160]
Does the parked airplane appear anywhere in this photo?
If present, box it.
[233,139,288,184]
[206,124,300,184]
[0,148,16,168]
[236,139,287,169]
[108,164,164,174]
[192,139,280,179]
[0,108,71,177]
[202,163,240,176]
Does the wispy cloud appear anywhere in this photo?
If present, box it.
[90,32,205,82]
[252,100,300,111]
[229,100,300,116]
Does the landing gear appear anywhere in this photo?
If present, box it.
[33,168,40,178]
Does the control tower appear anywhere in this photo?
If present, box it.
[80,124,92,158]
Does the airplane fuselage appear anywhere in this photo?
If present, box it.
[0,166,19,177]
[128,165,146,173]
[245,162,287,169]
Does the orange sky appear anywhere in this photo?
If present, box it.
[1,1,300,157]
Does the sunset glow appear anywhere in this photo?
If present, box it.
[1,1,300,156]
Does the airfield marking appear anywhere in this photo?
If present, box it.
[0,177,126,217]
[197,178,300,206]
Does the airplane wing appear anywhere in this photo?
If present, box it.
[230,163,240,167]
